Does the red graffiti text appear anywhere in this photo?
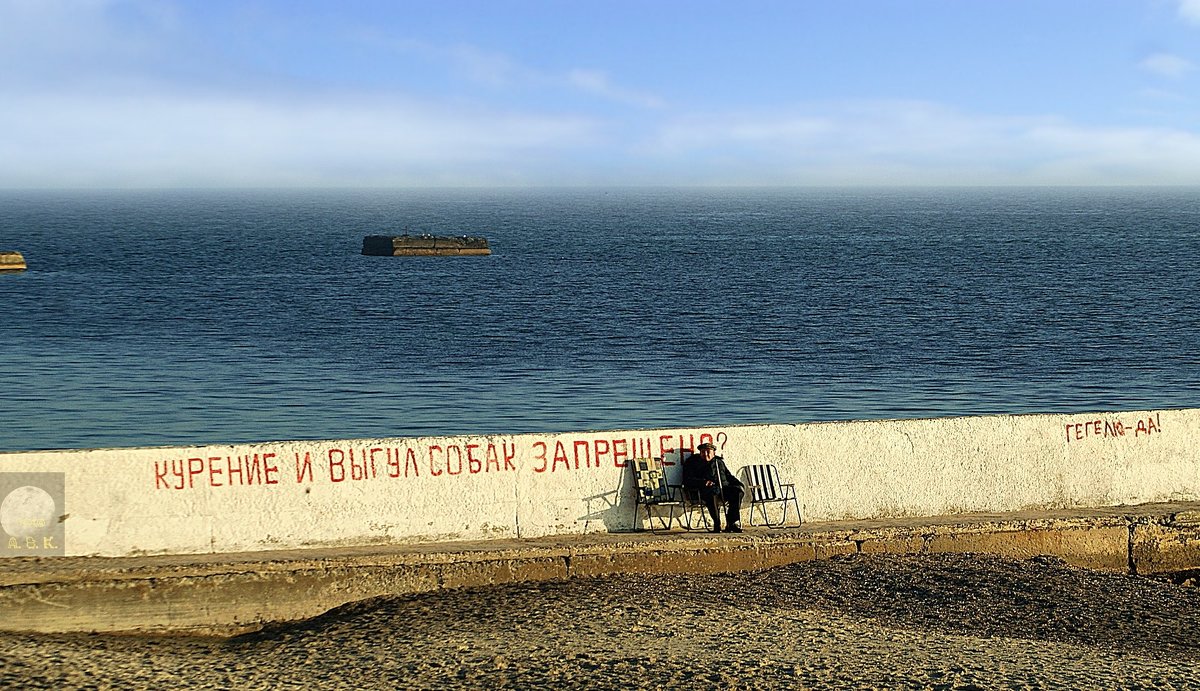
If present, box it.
[1065,413,1163,443]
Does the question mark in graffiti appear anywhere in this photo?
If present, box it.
[716,432,728,450]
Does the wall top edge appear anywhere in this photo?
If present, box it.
[2,407,1195,457]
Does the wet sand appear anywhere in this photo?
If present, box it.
[3,553,1199,689]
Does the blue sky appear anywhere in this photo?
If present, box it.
[3,0,1200,187]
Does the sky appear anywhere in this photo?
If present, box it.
[3,0,1200,188]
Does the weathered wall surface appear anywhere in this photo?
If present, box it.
[0,409,1195,558]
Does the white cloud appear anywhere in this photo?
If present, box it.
[566,69,664,109]
[450,44,529,88]
[0,3,656,187]
[1140,52,1195,78]
[6,92,1200,187]
[423,41,532,89]
[3,4,1199,187]
[360,33,664,109]
[648,113,831,154]
[642,102,1200,186]
[1180,0,1200,24]
[1019,123,1200,184]
[0,0,177,87]
[0,89,603,187]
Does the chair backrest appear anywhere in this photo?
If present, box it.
[631,457,673,503]
[744,464,784,501]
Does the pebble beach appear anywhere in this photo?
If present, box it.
[3,552,1199,689]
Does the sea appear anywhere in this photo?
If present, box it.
[1,186,1197,453]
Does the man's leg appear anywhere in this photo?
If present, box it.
[723,485,745,530]
[701,489,721,531]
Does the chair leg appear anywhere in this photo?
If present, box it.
[656,504,676,531]
[766,501,781,528]
[644,503,667,531]
[782,496,801,526]
[750,500,772,527]
[753,500,789,528]
[679,496,707,531]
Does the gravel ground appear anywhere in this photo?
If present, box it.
[3,553,1200,689]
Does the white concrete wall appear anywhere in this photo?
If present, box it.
[1,409,1197,557]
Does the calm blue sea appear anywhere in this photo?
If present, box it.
[1,187,1198,453]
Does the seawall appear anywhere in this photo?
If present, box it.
[1,409,1195,559]
[3,408,1200,635]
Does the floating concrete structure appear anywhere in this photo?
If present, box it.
[362,234,491,256]
[0,251,26,271]
[2,408,1199,634]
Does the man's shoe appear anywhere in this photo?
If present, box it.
[724,524,743,533]
[708,524,722,533]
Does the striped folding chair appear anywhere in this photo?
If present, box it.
[741,464,802,527]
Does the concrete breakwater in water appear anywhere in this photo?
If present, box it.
[0,251,26,271]
[361,234,491,256]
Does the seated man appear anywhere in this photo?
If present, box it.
[681,442,745,533]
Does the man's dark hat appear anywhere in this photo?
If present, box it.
[697,442,717,451]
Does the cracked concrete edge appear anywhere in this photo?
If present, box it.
[3,508,1200,637]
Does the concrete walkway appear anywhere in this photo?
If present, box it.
[4,501,1200,636]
